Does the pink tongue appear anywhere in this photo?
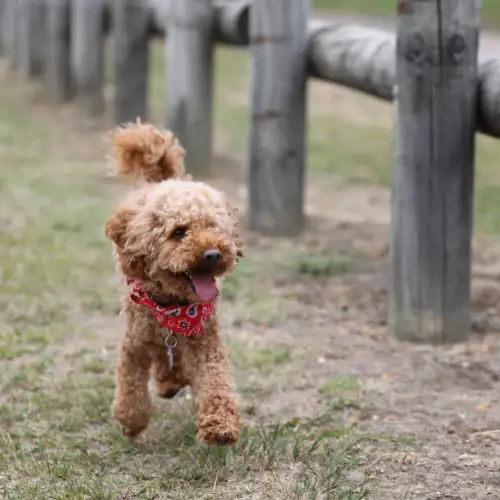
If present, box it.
[191,272,217,301]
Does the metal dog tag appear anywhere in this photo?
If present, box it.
[167,344,174,371]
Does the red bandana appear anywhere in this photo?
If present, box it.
[126,278,213,336]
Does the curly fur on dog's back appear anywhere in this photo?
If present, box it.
[110,121,187,183]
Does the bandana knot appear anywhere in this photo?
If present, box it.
[126,278,213,336]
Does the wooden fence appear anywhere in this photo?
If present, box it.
[1,0,500,345]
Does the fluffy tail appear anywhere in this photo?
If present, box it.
[110,120,186,183]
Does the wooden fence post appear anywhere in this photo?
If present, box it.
[0,0,5,56]
[71,0,105,116]
[5,0,21,70]
[1,1,12,62]
[45,0,73,103]
[390,0,480,343]
[248,0,309,235]
[165,0,214,177]
[113,0,150,124]
[19,0,46,79]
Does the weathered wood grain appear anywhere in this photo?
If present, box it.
[248,0,309,235]
[165,0,214,177]
[113,0,150,124]
[308,21,396,101]
[390,0,479,343]
[71,0,105,116]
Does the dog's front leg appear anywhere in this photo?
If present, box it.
[183,326,243,446]
[113,338,152,439]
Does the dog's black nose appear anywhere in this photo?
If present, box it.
[202,249,222,265]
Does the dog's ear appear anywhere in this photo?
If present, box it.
[105,207,149,280]
[105,207,134,248]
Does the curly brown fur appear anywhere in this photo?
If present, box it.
[105,122,244,445]
[110,120,188,183]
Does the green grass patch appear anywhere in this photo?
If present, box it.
[295,251,356,277]
[320,375,361,412]
[230,341,293,374]
[314,0,397,16]
[321,375,360,395]
[1,415,372,500]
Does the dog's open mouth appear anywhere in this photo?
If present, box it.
[185,271,217,302]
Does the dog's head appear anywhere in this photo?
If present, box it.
[105,180,243,302]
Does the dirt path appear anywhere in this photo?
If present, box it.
[211,163,500,499]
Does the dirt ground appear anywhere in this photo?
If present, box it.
[212,171,500,500]
[140,141,500,499]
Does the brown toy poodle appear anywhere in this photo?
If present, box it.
[104,121,244,445]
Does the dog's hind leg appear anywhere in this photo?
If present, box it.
[150,343,188,399]
[113,338,152,439]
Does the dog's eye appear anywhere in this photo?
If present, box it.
[172,227,187,239]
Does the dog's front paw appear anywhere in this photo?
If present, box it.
[196,396,243,446]
[113,398,151,440]
[197,415,242,446]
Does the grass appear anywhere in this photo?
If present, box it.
[2,405,372,499]
[313,0,500,28]
[2,349,371,498]
[321,375,360,396]
[0,75,384,498]
[295,252,356,277]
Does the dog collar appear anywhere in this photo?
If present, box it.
[126,278,213,336]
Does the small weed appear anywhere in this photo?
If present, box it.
[320,375,361,412]
[295,252,356,277]
[321,375,360,395]
[80,357,108,374]
[229,341,293,374]
[2,359,48,392]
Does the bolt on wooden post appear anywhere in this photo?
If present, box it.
[165,0,214,178]
[390,0,480,343]
[248,0,309,236]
